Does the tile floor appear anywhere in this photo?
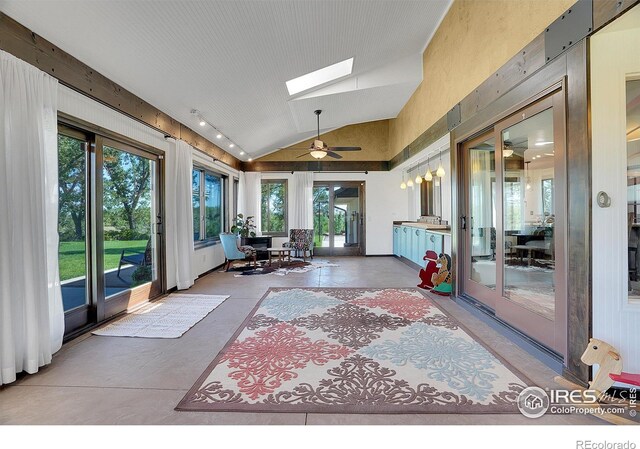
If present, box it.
[0,257,602,425]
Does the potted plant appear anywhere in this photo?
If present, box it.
[231,214,256,244]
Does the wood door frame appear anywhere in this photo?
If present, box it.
[491,91,568,355]
[451,56,576,360]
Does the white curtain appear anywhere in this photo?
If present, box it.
[290,172,314,229]
[241,172,262,234]
[170,140,195,290]
[0,51,64,385]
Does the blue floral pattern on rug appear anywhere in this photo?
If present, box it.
[361,323,499,400]
[261,289,343,321]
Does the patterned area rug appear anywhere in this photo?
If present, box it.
[176,288,530,413]
[92,293,229,338]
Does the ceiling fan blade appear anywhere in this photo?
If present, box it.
[325,151,343,159]
[328,146,361,151]
[297,152,311,158]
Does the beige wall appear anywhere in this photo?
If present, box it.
[388,0,574,157]
[258,119,390,162]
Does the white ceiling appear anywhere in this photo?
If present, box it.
[0,0,452,159]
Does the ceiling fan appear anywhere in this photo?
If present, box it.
[289,110,361,159]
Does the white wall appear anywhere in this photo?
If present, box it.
[261,171,408,255]
[58,85,238,288]
[591,8,640,375]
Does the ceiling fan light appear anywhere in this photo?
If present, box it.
[503,148,514,157]
[415,175,423,184]
[436,165,445,178]
[424,170,433,182]
[310,149,327,159]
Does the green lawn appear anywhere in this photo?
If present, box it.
[59,240,148,281]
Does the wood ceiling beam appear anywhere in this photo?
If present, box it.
[0,12,242,171]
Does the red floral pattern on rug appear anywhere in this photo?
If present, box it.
[220,322,353,399]
[351,289,433,321]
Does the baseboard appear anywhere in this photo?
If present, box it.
[365,254,394,257]
[195,262,227,279]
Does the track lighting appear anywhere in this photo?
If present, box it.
[191,108,245,156]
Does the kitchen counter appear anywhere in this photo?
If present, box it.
[395,222,451,235]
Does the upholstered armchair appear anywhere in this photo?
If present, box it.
[282,229,314,261]
[220,233,257,271]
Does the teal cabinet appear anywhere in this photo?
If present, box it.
[393,225,447,267]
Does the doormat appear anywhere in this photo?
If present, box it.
[92,293,229,338]
[176,288,530,413]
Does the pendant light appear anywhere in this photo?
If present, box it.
[436,150,445,178]
[525,161,532,190]
[415,172,423,184]
[400,171,407,190]
[407,177,414,188]
[424,157,433,182]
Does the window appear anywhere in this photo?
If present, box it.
[261,179,287,235]
[193,167,225,245]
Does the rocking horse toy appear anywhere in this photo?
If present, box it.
[417,251,452,296]
[580,338,640,395]
[417,250,439,289]
[554,338,640,424]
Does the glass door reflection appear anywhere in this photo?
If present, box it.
[501,108,556,321]
[101,140,161,306]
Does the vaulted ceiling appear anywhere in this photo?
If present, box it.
[0,0,451,160]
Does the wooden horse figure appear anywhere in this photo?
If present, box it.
[417,250,439,289]
[580,338,623,397]
[582,338,640,392]
[553,338,639,425]
[431,253,453,296]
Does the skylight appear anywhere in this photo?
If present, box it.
[286,58,354,96]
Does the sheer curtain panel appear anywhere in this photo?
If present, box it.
[0,51,64,385]
[291,172,314,229]
[241,172,262,234]
[171,140,195,290]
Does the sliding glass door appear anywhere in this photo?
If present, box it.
[99,138,163,319]
[461,91,566,355]
[58,127,91,333]
[57,125,165,335]
[313,182,364,256]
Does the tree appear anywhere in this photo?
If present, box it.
[261,182,285,233]
[103,147,151,232]
[58,135,85,240]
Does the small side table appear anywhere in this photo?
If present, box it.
[267,247,292,266]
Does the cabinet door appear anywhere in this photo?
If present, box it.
[400,226,408,258]
[413,229,425,265]
[393,226,399,256]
